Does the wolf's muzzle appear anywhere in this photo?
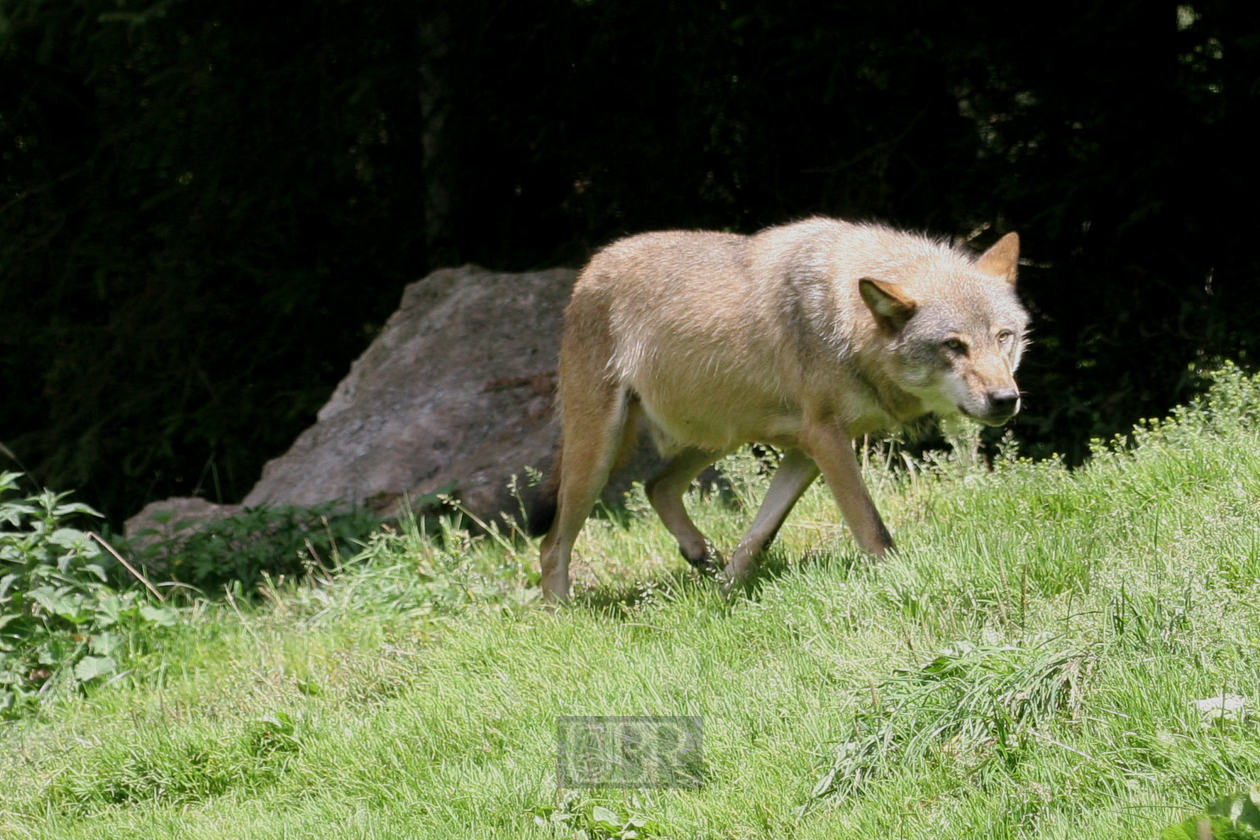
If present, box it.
[980,388,1020,425]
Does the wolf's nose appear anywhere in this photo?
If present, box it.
[988,388,1020,416]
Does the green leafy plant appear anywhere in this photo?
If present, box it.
[129,503,381,596]
[1162,788,1260,839]
[531,793,662,839]
[0,472,177,718]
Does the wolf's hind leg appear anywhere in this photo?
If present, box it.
[645,446,727,574]
[538,385,631,601]
[722,448,820,590]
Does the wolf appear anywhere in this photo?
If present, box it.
[528,217,1029,601]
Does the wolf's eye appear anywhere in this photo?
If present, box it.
[996,329,1014,344]
[942,338,967,354]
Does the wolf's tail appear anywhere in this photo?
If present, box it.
[526,449,561,537]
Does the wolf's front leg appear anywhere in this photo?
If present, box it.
[799,422,893,557]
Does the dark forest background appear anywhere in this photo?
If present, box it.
[1,0,1257,526]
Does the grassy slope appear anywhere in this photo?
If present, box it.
[3,370,1260,839]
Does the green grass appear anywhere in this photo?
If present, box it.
[3,367,1260,838]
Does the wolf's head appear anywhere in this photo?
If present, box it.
[859,232,1029,426]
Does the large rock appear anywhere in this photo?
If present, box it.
[126,263,671,542]
[240,265,574,525]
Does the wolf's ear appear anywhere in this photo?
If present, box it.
[859,278,918,331]
[976,232,1020,286]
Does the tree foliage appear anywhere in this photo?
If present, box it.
[1,0,1256,522]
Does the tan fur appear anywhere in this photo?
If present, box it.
[536,217,1029,600]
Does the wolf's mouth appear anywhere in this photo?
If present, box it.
[960,405,1020,426]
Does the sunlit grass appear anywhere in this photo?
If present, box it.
[3,369,1260,838]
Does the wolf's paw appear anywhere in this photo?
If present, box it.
[681,542,724,577]
[715,568,747,601]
